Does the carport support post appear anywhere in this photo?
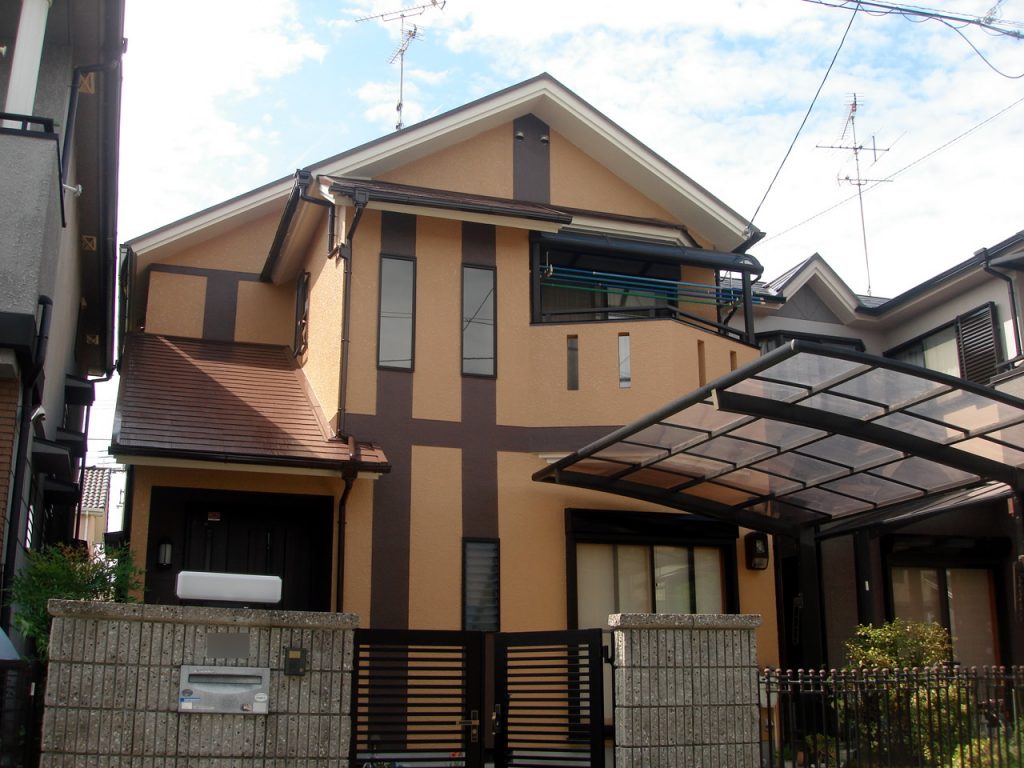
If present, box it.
[798,526,825,668]
[854,529,876,626]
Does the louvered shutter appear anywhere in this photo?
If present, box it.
[956,303,1002,384]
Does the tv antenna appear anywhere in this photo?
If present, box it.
[816,94,892,297]
[356,0,446,131]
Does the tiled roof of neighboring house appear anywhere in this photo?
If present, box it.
[112,334,389,473]
[81,467,111,512]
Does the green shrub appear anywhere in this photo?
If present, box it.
[6,544,141,660]
[952,736,1024,768]
[845,618,952,668]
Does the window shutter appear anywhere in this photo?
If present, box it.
[463,540,499,631]
[956,303,1001,384]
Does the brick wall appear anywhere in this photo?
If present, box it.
[611,613,762,768]
[0,378,20,550]
[42,600,356,767]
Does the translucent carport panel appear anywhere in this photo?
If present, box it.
[752,352,868,391]
[908,388,1024,433]
[830,366,950,410]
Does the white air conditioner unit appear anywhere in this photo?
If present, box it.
[175,571,282,604]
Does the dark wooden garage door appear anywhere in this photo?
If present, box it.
[145,487,333,611]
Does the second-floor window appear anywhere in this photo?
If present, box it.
[378,255,415,369]
[887,303,1002,385]
[462,265,495,376]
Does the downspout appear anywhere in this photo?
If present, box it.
[61,61,118,183]
[0,296,53,633]
[337,191,368,436]
[335,454,357,613]
[980,247,1023,362]
[72,369,115,542]
[297,170,336,258]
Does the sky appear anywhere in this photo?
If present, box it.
[89,0,1024,463]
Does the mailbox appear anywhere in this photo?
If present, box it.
[177,665,270,714]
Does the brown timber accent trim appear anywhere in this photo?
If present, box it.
[513,114,550,204]
[368,212,416,628]
[462,222,498,539]
[147,265,261,343]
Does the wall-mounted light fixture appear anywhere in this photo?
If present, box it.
[514,130,525,141]
[157,538,173,568]
[744,531,770,571]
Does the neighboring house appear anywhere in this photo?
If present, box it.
[112,74,781,667]
[0,0,124,647]
[730,230,1024,668]
[79,466,111,553]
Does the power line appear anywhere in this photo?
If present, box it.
[761,93,1024,243]
[749,5,859,226]
[801,0,1024,38]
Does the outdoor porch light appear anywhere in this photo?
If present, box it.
[744,531,770,571]
[157,538,173,568]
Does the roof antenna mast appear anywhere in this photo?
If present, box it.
[356,0,446,131]
[816,94,892,297]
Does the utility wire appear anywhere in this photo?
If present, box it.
[939,18,1024,77]
[749,7,858,226]
[801,0,1024,37]
[761,93,1024,242]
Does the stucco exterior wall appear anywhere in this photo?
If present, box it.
[300,218,345,423]
[377,124,513,198]
[234,279,294,346]
[550,129,676,221]
[144,272,206,338]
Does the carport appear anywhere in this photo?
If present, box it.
[534,340,1024,665]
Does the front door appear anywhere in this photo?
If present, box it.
[351,628,605,768]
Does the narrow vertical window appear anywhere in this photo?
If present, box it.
[378,256,415,369]
[567,335,579,390]
[618,333,631,388]
[463,539,500,631]
[462,265,495,376]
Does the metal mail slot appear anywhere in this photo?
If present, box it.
[177,665,270,714]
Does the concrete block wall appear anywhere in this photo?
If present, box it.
[42,600,357,767]
[610,613,762,768]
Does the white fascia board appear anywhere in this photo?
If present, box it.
[565,215,696,246]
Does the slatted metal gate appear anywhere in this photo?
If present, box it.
[494,630,605,768]
[351,629,605,768]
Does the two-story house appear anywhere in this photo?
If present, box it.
[729,231,1024,668]
[111,74,781,667]
[0,0,124,647]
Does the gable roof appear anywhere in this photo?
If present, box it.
[111,334,389,474]
[125,73,756,256]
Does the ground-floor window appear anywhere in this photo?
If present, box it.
[890,565,999,667]
[576,543,725,629]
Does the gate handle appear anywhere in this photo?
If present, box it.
[455,710,480,742]
[492,703,504,735]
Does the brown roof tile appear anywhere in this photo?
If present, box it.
[112,334,389,472]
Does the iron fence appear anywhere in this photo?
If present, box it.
[0,659,40,768]
[761,667,1024,768]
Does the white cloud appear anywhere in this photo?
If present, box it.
[119,0,327,239]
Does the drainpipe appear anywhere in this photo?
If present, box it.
[335,459,357,612]
[336,191,368,436]
[2,0,51,129]
[296,171,336,258]
[62,61,118,183]
[980,247,1023,362]
[0,296,52,633]
[72,369,115,542]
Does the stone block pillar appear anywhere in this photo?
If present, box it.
[610,613,761,768]
[42,600,358,767]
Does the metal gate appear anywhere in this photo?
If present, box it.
[351,629,605,768]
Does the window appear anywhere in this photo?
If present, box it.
[618,334,631,388]
[888,303,1002,384]
[891,565,998,667]
[462,266,495,376]
[378,256,415,369]
[463,539,499,631]
[293,271,310,357]
[576,543,725,629]
[566,335,579,390]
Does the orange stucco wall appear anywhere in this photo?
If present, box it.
[144,272,206,338]
[300,216,345,421]
[378,124,513,199]
[550,129,676,221]
[346,209,382,417]
[235,280,294,346]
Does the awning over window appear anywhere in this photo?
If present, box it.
[533,341,1024,538]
